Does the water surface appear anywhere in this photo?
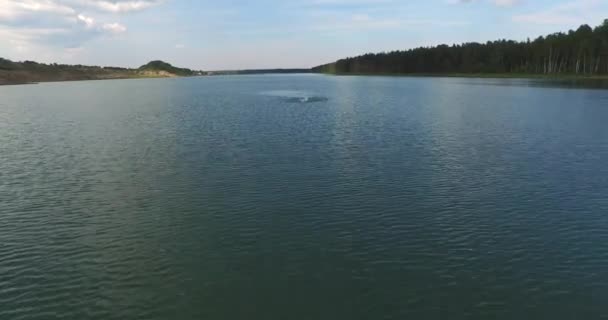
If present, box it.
[1,75,608,319]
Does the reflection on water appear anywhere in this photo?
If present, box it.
[453,76,608,90]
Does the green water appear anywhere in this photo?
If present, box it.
[1,75,608,319]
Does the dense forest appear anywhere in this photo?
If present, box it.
[313,20,608,76]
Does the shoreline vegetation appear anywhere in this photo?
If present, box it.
[316,72,608,80]
[0,58,314,85]
[313,20,608,79]
[0,59,203,86]
[3,20,608,85]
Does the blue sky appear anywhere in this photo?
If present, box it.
[0,0,606,70]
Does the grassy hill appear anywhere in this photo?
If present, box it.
[138,60,197,77]
[0,58,201,85]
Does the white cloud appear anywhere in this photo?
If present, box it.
[77,13,95,28]
[0,0,158,50]
[68,0,163,13]
[493,0,518,6]
[102,22,126,33]
[513,0,604,25]
[0,0,75,21]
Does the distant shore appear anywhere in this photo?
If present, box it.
[5,68,608,86]
[0,73,193,86]
[0,73,194,86]
[314,72,608,81]
[0,59,202,86]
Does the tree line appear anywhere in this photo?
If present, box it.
[313,20,608,76]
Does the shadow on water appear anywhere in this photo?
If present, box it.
[551,78,608,90]
[455,78,608,90]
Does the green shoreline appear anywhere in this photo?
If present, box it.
[315,72,608,81]
[0,59,203,86]
[0,74,193,86]
[4,70,608,86]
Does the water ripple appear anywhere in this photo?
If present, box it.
[1,76,608,319]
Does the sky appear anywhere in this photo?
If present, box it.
[0,0,607,70]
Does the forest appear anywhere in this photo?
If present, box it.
[313,20,608,76]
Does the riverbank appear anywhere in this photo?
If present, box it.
[0,73,185,86]
[0,59,202,86]
[314,72,608,81]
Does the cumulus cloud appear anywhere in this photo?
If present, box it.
[0,0,75,22]
[77,13,95,28]
[0,0,160,50]
[65,0,163,13]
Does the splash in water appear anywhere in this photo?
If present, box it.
[261,90,329,103]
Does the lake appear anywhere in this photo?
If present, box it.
[1,75,607,319]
